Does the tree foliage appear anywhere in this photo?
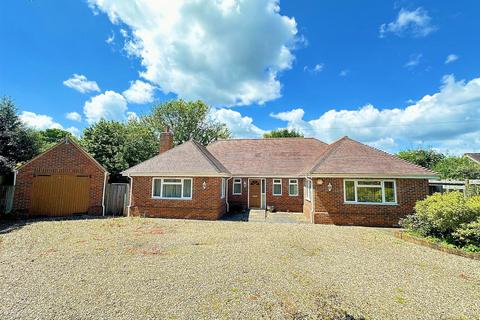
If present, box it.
[146,99,231,146]
[81,119,159,175]
[433,156,480,180]
[35,128,73,152]
[263,128,304,138]
[0,97,39,174]
[396,149,445,169]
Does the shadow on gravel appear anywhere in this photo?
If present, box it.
[0,215,116,235]
[220,210,249,222]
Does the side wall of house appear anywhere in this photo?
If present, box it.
[130,176,226,220]
[13,142,105,216]
[227,178,304,212]
[312,178,429,227]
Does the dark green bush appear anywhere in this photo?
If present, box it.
[452,218,480,252]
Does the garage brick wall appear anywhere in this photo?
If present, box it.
[311,178,429,227]
[130,176,226,220]
[13,141,106,216]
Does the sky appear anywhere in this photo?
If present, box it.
[1,0,480,154]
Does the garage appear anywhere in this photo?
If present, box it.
[13,137,108,217]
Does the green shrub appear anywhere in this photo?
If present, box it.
[452,218,480,251]
[413,192,480,236]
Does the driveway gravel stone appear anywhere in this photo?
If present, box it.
[0,217,479,319]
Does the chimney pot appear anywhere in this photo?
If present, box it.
[159,127,173,154]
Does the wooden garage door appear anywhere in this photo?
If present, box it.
[31,175,90,216]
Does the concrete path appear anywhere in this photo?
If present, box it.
[247,209,267,222]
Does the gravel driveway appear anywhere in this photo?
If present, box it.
[0,217,479,319]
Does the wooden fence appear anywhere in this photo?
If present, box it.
[104,183,129,216]
[0,186,15,214]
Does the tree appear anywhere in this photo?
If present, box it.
[0,97,39,174]
[263,128,304,138]
[146,99,231,146]
[81,119,160,175]
[396,149,445,169]
[433,156,480,180]
[81,120,129,175]
[36,128,73,152]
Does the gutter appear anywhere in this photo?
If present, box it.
[13,170,17,186]
[127,174,133,217]
[101,172,108,216]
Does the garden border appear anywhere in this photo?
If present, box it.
[394,230,480,261]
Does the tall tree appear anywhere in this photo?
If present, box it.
[147,99,231,146]
[396,149,445,169]
[123,119,159,169]
[433,156,480,180]
[35,128,73,152]
[0,97,39,174]
[263,128,304,138]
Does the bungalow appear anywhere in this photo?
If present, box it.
[122,129,438,226]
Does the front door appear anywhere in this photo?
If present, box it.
[249,179,261,208]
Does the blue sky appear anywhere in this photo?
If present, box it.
[1,0,480,154]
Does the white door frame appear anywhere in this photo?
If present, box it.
[248,178,266,209]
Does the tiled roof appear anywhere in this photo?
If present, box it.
[465,153,480,163]
[307,136,438,177]
[123,140,230,176]
[207,138,328,176]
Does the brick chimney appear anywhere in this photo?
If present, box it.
[159,127,173,154]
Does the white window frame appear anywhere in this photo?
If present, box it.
[221,178,226,199]
[344,179,397,205]
[272,179,282,196]
[305,179,312,201]
[288,179,299,196]
[232,178,242,195]
[152,178,193,200]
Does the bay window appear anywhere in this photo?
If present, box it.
[152,178,193,200]
[344,179,396,204]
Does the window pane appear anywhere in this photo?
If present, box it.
[163,183,182,198]
[153,180,162,197]
[183,179,192,198]
[357,186,382,203]
[289,184,298,195]
[164,179,181,183]
[384,181,395,202]
[233,183,241,194]
[358,181,381,186]
[273,184,281,195]
[345,181,355,201]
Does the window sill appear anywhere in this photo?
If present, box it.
[288,194,299,197]
[344,202,398,206]
[272,194,282,197]
[152,197,192,201]
[232,193,242,196]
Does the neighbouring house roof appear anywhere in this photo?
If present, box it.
[17,137,107,173]
[465,153,480,164]
[307,136,438,178]
[207,138,328,176]
[122,140,230,176]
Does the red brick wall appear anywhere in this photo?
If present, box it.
[312,178,429,227]
[227,177,304,212]
[13,141,106,216]
[130,176,226,220]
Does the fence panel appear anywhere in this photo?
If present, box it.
[0,186,15,214]
[105,183,129,216]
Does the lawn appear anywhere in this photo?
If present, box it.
[0,217,479,319]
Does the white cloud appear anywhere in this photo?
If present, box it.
[83,90,128,124]
[106,32,115,45]
[127,111,139,121]
[63,74,100,94]
[20,111,80,136]
[445,54,459,64]
[380,7,436,38]
[87,0,298,106]
[304,64,324,74]
[339,69,349,77]
[270,75,480,153]
[212,108,265,138]
[122,80,156,104]
[65,111,82,122]
[404,53,423,68]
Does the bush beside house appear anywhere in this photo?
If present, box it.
[401,192,480,252]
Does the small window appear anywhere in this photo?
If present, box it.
[221,178,226,199]
[305,180,312,201]
[273,179,282,196]
[345,180,355,202]
[152,178,193,200]
[233,178,242,195]
[288,179,298,196]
